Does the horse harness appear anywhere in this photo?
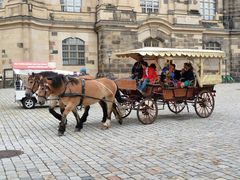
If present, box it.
[59,78,114,108]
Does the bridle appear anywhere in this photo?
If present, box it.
[36,83,49,100]
[26,77,40,95]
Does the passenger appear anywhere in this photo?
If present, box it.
[80,67,88,75]
[178,63,194,87]
[131,59,143,81]
[138,62,157,92]
[160,62,169,82]
[171,64,181,81]
[160,63,176,87]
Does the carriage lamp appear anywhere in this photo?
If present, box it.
[107,50,112,72]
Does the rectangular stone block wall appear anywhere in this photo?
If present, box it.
[98,29,139,75]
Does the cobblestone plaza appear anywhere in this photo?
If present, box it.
[0,83,240,179]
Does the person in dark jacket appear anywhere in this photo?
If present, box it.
[131,60,143,80]
[179,63,194,87]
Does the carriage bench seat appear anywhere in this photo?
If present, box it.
[115,78,137,90]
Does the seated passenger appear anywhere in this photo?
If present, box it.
[131,60,143,81]
[160,63,176,87]
[178,63,194,87]
[138,62,157,92]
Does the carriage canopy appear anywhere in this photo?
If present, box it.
[115,47,225,87]
[115,47,225,60]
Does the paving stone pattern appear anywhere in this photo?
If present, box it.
[0,83,240,180]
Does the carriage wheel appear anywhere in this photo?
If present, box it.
[194,90,215,118]
[137,98,158,125]
[167,101,185,114]
[119,100,132,118]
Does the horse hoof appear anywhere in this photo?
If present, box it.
[74,128,81,132]
[101,125,109,130]
[58,131,64,136]
[118,119,123,125]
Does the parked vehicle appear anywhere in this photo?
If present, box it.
[12,62,73,109]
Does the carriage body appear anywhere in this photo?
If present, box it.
[115,47,225,124]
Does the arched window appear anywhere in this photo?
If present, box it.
[60,0,81,12]
[205,42,221,50]
[140,0,159,13]
[0,0,3,8]
[144,38,160,47]
[62,38,85,65]
[200,0,216,20]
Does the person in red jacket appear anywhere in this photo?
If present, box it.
[138,62,157,92]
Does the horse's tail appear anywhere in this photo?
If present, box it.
[115,88,124,103]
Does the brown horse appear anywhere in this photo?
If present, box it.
[26,72,123,128]
[43,74,121,135]
[37,76,123,126]
[25,72,97,125]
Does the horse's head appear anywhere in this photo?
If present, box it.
[36,81,51,105]
[25,73,40,97]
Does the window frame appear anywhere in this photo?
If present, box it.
[62,37,85,66]
[205,42,221,50]
[60,0,81,12]
[200,0,216,20]
[140,0,159,14]
[0,0,3,8]
[143,38,160,47]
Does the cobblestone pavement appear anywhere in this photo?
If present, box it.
[0,83,240,180]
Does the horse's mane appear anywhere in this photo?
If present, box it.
[50,74,64,89]
[66,76,79,84]
[50,74,79,89]
[39,71,58,77]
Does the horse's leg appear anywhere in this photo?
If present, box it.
[58,104,73,136]
[99,100,107,123]
[71,108,82,132]
[112,102,123,125]
[102,101,113,129]
[48,99,63,122]
[79,106,90,123]
[49,107,62,121]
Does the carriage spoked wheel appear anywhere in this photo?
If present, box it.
[167,101,185,114]
[119,100,132,118]
[137,98,158,124]
[194,90,215,118]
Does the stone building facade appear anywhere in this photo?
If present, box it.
[0,0,239,80]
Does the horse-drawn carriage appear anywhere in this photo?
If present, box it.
[115,47,225,124]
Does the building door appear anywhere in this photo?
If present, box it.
[3,68,14,88]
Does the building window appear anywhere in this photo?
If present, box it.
[140,0,159,13]
[200,0,216,20]
[62,37,85,65]
[60,0,81,12]
[205,42,221,50]
[0,0,3,8]
[144,38,160,47]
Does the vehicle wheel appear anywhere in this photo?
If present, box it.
[119,100,132,118]
[194,90,215,118]
[137,98,158,125]
[22,97,36,109]
[167,101,185,114]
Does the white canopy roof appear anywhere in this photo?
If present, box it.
[115,47,225,60]
[12,62,75,75]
